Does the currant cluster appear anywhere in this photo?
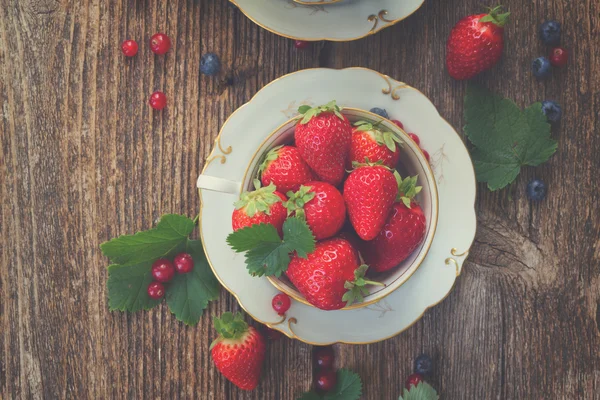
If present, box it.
[312,346,337,393]
[147,253,194,299]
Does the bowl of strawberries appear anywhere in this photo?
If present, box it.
[198,101,438,312]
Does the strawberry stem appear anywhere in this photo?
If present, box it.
[480,5,510,27]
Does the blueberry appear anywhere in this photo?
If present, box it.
[200,53,221,76]
[539,20,561,46]
[541,100,562,123]
[370,107,389,119]
[532,57,552,79]
[414,354,433,376]
[526,179,547,201]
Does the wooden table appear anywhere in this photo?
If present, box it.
[2,0,599,398]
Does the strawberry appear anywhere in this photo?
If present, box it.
[210,312,266,391]
[232,181,287,235]
[343,162,398,241]
[259,145,315,193]
[446,6,510,80]
[284,182,345,240]
[349,120,403,169]
[361,174,426,273]
[295,101,352,186]
[285,238,382,310]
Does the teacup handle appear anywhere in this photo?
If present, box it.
[197,174,242,195]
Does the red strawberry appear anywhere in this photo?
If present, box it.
[232,181,287,235]
[361,175,426,273]
[210,312,266,391]
[284,182,346,240]
[286,238,382,310]
[259,145,315,193]
[446,6,510,80]
[343,162,398,241]
[349,120,403,169]
[295,101,352,186]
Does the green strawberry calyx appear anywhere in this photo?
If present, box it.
[350,157,392,171]
[479,5,510,27]
[283,185,316,220]
[258,145,283,175]
[354,120,403,152]
[297,100,344,125]
[234,181,282,218]
[342,265,385,307]
[210,312,249,350]
[394,171,422,208]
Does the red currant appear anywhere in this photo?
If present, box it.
[121,39,138,57]
[408,133,420,146]
[174,252,194,274]
[314,369,337,393]
[147,281,165,299]
[313,346,335,369]
[150,33,171,55]
[149,91,167,110]
[294,40,310,49]
[151,258,175,282]
[391,119,404,129]
[422,149,430,162]
[405,373,424,389]
[272,293,291,315]
[549,47,568,67]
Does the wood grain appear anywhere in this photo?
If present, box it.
[1,0,599,399]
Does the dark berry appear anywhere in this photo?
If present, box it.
[549,47,568,67]
[539,20,561,46]
[370,107,389,119]
[541,100,562,123]
[294,40,310,49]
[532,57,552,79]
[405,373,424,389]
[313,346,335,369]
[260,325,283,341]
[147,281,165,299]
[200,53,221,76]
[408,133,420,146]
[149,91,167,110]
[174,252,194,274]
[272,293,291,315]
[314,369,337,393]
[150,33,171,55]
[121,40,138,57]
[151,258,176,283]
[422,150,430,163]
[414,354,433,375]
[526,179,547,201]
[391,119,404,129]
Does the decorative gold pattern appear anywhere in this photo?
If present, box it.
[293,0,341,5]
[381,76,409,100]
[365,299,394,318]
[431,143,450,185]
[445,248,470,276]
[204,137,232,167]
[268,315,287,326]
[285,1,327,15]
[368,10,395,35]
[287,317,298,338]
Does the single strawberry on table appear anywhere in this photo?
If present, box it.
[232,181,287,235]
[259,145,315,193]
[285,237,382,310]
[295,101,352,186]
[210,312,266,391]
[343,161,398,241]
[349,120,403,169]
[361,174,426,273]
[284,182,346,240]
[446,5,510,80]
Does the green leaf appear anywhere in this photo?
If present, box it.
[464,84,557,191]
[107,261,162,312]
[398,382,439,400]
[226,223,281,252]
[282,218,316,258]
[298,105,312,114]
[101,214,195,264]
[166,240,220,326]
[297,369,362,400]
[245,242,292,277]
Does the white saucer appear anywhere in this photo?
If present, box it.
[230,0,425,42]
[198,68,476,345]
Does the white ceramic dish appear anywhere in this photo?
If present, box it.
[197,68,477,344]
[230,0,425,42]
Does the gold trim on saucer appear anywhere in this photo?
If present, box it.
[287,317,298,338]
[204,137,233,167]
[293,0,343,4]
[369,10,395,34]
[445,248,470,277]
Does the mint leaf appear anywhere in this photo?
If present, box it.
[226,223,281,252]
[464,84,557,191]
[398,382,439,400]
[282,217,315,258]
[101,214,195,264]
[297,369,362,400]
[166,240,220,326]
[107,261,161,312]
